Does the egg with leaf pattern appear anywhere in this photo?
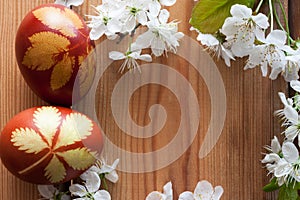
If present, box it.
[0,106,103,184]
[15,4,95,106]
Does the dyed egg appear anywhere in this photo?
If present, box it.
[15,4,95,106]
[0,106,103,184]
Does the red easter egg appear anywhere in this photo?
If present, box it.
[15,4,95,106]
[0,106,103,184]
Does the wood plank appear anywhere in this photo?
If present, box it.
[0,0,290,199]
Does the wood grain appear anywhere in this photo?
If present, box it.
[0,0,295,199]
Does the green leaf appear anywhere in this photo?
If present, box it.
[278,184,299,200]
[263,178,280,192]
[190,0,256,34]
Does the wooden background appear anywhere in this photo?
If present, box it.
[0,0,298,199]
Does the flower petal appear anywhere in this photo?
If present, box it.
[146,191,166,200]
[285,126,299,141]
[274,158,292,177]
[178,191,194,200]
[135,30,153,49]
[159,9,170,24]
[107,18,122,33]
[271,136,281,154]
[212,186,224,200]
[105,170,119,183]
[151,37,165,57]
[266,30,287,45]
[87,165,101,174]
[89,24,106,40]
[138,54,152,62]
[291,80,300,93]
[194,180,214,199]
[137,11,148,25]
[282,142,299,163]
[278,92,288,106]
[230,4,252,18]
[69,184,87,197]
[54,0,67,6]
[80,171,101,193]
[37,185,56,199]
[283,105,298,124]
[148,1,161,17]
[125,17,136,32]
[163,182,173,198]
[109,51,126,60]
[196,32,219,46]
[93,190,111,200]
[252,13,269,29]
[269,68,282,80]
[99,159,119,174]
[262,153,280,163]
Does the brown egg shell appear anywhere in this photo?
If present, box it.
[15,4,95,106]
[0,106,103,184]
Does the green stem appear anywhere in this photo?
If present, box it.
[269,0,274,31]
[255,0,265,13]
[102,177,108,191]
[99,173,108,190]
[272,1,285,31]
[276,0,294,45]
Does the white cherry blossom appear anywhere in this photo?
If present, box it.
[264,136,282,155]
[87,2,124,40]
[69,171,111,200]
[89,158,120,183]
[85,0,182,72]
[221,4,269,57]
[179,180,223,200]
[147,0,176,17]
[284,49,300,81]
[119,0,149,32]
[291,80,300,93]
[54,0,84,7]
[194,29,234,67]
[244,30,292,80]
[262,136,282,179]
[146,182,173,200]
[276,92,300,145]
[147,1,161,17]
[261,139,297,186]
[135,9,184,56]
[109,49,152,73]
[263,91,300,186]
[276,142,300,185]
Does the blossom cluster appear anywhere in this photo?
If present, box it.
[192,4,300,82]
[55,0,183,72]
[86,0,183,72]
[146,180,223,200]
[262,80,300,186]
[38,158,119,200]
